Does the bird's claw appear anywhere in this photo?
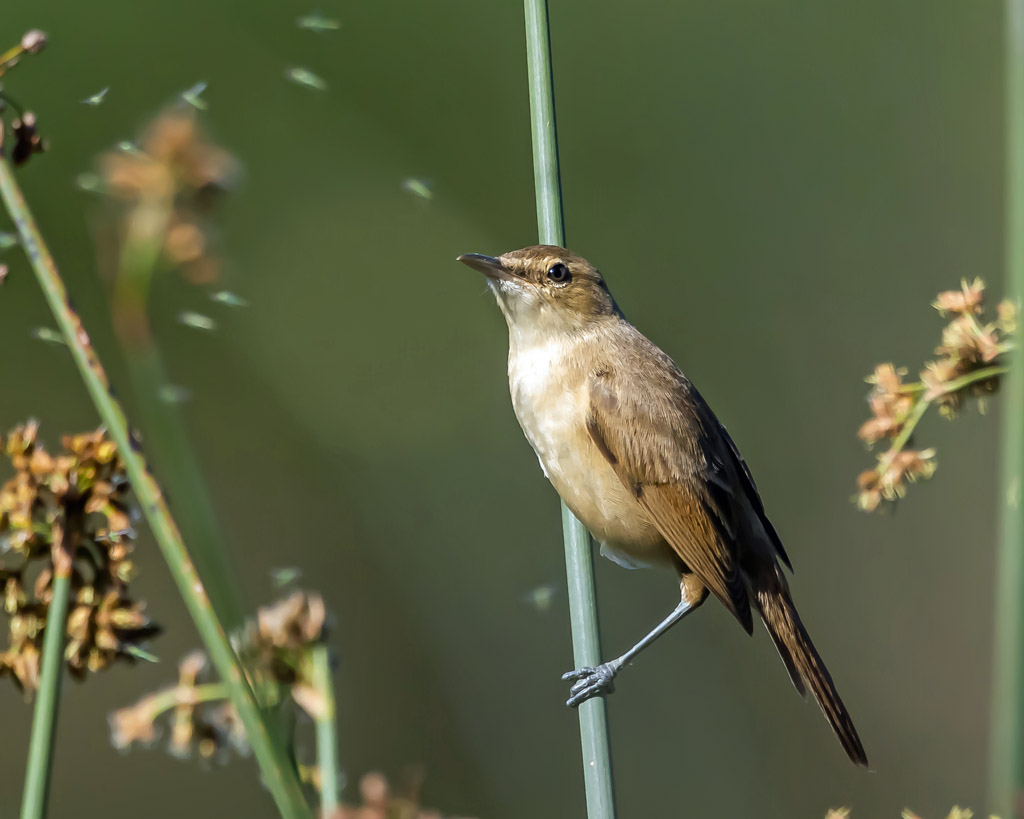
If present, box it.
[561,663,618,707]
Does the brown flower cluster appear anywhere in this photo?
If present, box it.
[97,106,237,290]
[111,591,327,760]
[856,279,1016,511]
[326,770,476,819]
[0,31,50,167]
[903,809,975,819]
[6,111,45,166]
[0,422,158,691]
[828,809,977,819]
[826,808,976,819]
[109,650,245,762]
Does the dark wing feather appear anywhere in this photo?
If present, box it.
[716,424,792,571]
[587,369,754,633]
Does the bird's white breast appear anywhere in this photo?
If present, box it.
[507,328,668,568]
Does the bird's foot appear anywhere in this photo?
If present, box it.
[562,662,619,707]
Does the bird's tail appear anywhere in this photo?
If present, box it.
[756,584,868,767]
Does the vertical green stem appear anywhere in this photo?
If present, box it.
[19,533,71,819]
[992,1,1024,813]
[990,2,1024,815]
[0,157,312,819]
[523,3,616,816]
[312,645,341,816]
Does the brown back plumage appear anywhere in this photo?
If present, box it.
[583,322,868,766]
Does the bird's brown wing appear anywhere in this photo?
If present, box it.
[716,423,792,571]
[586,367,754,633]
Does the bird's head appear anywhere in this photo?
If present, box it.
[457,245,619,333]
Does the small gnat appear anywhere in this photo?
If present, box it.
[210,290,248,308]
[180,81,208,110]
[285,67,327,91]
[178,311,216,331]
[0,231,17,249]
[270,567,303,588]
[31,327,66,345]
[75,172,103,193]
[522,583,558,612]
[297,12,340,31]
[123,645,158,663]
[81,87,109,106]
[158,384,192,404]
[402,178,433,201]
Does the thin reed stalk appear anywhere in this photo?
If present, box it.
[123,345,247,632]
[522,2,616,816]
[19,525,72,819]
[312,645,341,816]
[0,156,312,819]
[989,1,1024,813]
[108,174,246,633]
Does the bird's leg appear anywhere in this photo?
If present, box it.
[562,576,707,707]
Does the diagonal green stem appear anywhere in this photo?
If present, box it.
[110,192,246,633]
[523,2,616,816]
[123,346,247,631]
[0,156,311,819]
[311,645,341,816]
[19,526,71,819]
[989,0,1024,813]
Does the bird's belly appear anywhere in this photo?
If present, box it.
[510,372,670,569]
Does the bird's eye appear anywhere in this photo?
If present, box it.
[546,263,571,284]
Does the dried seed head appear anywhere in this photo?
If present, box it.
[0,423,157,692]
[20,30,47,55]
[933,278,985,316]
[856,277,1014,511]
[256,590,326,652]
[10,112,45,167]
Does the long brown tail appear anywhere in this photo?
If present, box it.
[757,586,868,767]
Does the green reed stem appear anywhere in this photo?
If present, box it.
[19,529,71,819]
[989,1,1024,813]
[312,645,341,816]
[523,2,616,816]
[124,347,247,631]
[111,201,246,634]
[0,156,311,819]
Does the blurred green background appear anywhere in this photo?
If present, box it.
[0,1,1005,817]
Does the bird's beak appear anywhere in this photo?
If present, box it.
[457,253,516,282]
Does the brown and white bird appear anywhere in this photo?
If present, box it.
[458,245,867,766]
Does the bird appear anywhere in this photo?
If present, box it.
[457,245,868,766]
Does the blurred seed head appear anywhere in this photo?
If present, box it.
[10,112,46,166]
[92,106,239,345]
[112,591,328,760]
[0,423,158,692]
[324,770,474,819]
[855,279,1015,511]
[20,30,47,55]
